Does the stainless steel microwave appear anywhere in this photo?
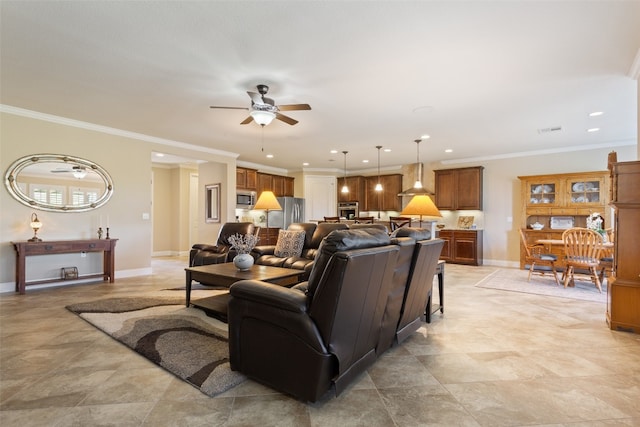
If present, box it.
[236,191,256,209]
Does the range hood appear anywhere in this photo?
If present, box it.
[398,162,435,196]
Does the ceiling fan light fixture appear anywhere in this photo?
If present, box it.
[72,168,87,179]
[250,109,276,126]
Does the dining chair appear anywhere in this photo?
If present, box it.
[598,228,614,285]
[354,216,374,224]
[562,227,604,292]
[389,216,411,231]
[323,216,341,223]
[519,228,559,285]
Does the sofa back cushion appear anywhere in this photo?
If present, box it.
[305,223,349,260]
[306,228,391,297]
[274,230,306,258]
[288,223,317,248]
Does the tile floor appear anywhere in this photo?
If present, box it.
[1,257,639,426]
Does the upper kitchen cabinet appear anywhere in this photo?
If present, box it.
[435,166,484,210]
[337,176,365,203]
[236,167,257,191]
[255,172,295,197]
[363,174,402,211]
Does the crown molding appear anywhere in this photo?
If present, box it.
[0,104,239,159]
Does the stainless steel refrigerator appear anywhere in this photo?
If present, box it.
[268,197,305,229]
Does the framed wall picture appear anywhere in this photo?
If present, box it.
[205,183,221,223]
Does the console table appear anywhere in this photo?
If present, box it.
[12,239,118,294]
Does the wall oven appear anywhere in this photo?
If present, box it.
[337,202,359,219]
[236,190,256,209]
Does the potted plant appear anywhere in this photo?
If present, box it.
[228,233,260,270]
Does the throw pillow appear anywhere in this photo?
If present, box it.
[274,230,306,258]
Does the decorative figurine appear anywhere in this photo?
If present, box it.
[97,227,103,239]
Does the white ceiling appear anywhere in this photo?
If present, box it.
[1,1,638,172]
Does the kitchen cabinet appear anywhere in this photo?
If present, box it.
[607,161,640,334]
[518,171,610,269]
[236,167,257,191]
[437,229,483,265]
[363,174,402,211]
[255,172,294,197]
[284,177,294,197]
[435,166,484,210]
[337,176,365,203]
[258,227,280,246]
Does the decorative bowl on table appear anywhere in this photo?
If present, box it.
[436,224,446,230]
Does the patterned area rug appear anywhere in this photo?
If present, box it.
[475,268,607,303]
[66,295,245,397]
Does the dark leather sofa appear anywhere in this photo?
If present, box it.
[227,226,444,402]
[251,222,348,280]
[189,222,257,267]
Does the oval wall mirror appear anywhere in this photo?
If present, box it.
[4,154,114,212]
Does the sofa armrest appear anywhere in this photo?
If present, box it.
[252,245,276,257]
[229,280,308,313]
[192,243,222,252]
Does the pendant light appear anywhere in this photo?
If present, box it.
[413,139,423,189]
[341,151,349,194]
[375,145,383,192]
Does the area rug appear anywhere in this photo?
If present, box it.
[475,268,607,303]
[66,295,246,397]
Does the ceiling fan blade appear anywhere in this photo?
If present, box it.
[210,106,248,110]
[247,91,265,105]
[277,103,311,111]
[275,112,298,125]
[240,116,254,125]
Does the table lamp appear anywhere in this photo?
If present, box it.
[253,191,282,244]
[400,195,442,237]
[28,212,42,242]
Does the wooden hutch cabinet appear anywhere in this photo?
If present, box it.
[437,229,483,265]
[518,171,611,270]
[607,161,640,334]
[435,166,484,210]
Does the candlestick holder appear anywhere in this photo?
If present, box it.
[97,227,103,239]
[106,227,110,239]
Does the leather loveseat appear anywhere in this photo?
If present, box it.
[252,222,348,280]
[228,227,399,402]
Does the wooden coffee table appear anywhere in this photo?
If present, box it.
[185,263,305,321]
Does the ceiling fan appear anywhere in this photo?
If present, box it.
[51,165,88,179]
[210,84,311,126]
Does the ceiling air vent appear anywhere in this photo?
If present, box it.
[537,126,562,134]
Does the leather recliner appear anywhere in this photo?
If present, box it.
[390,228,444,345]
[378,227,444,352]
[189,222,257,267]
[228,228,399,402]
[252,222,348,280]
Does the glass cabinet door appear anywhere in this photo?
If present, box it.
[527,181,557,206]
[567,178,602,205]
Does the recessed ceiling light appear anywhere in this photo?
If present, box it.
[330,150,338,154]
[589,111,604,117]
[302,162,309,166]
[587,128,600,133]
[445,149,453,153]
[421,134,431,140]
[383,148,391,152]
[154,153,165,157]
[362,160,369,163]
[266,154,274,158]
